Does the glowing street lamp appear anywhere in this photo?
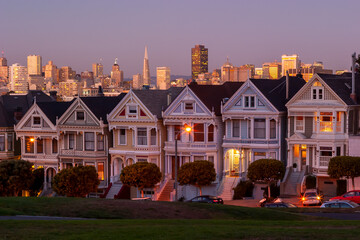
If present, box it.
[174,125,192,201]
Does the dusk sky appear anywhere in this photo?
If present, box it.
[1,0,359,77]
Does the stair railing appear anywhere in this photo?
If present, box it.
[153,176,170,201]
[100,182,113,198]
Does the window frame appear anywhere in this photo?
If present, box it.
[119,129,126,145]
[295,116,305,132]
[0,134,5,151]
[76,111,85,121]
[32,116,41,127]
[254,118,266,139]
[84,132,95,151]
[244,96,256,108]
[137,128,147,146]
[194,123,205,142]
[97,134,105,151]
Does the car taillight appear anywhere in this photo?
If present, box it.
[213,200,218,202]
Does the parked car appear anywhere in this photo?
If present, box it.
[187,195,224,204]
[320,200,359,208]
[330,190,360,204]
[259,198,285,207]
[264,202,297,208]
[301,189,323,206]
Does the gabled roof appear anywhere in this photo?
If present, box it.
[36,101,73,125]
[188,82,244,115]
[251,76,306,111]
[317,73,360,105]
[0,102,15,127]
[80,93,127,124]
[132,87,183,118]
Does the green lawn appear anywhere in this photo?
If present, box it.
[1,219,360,240]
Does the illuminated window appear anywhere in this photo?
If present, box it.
[194,123,204,142]
[97,162,104,181]
[25,136,34,153]
[320,112,333,132]
[295,116,304,132]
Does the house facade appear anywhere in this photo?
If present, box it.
[0,102,15,161]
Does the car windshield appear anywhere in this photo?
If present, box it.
[284,203,297,208]
[304,192,317,197]
[348,201,359,208]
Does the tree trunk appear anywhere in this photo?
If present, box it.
[268,183,271,199]
[141,189,144,198]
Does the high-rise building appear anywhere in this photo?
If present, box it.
[9,63,28,94]
[92,63,103,78]
[268,61,282,79]
[156,67,171,90]
[288,62,332,82]
[59,66,76,82]
[143,46,150,86]
[132,74,143,89]
[221,59,253,82]
[0,57,7,66]
[0,57,8,82]
[191,44,208,80]
[44,61,58,83]
[27,55,42,75]
[254,68,263,79]
[58,79,79,98]
[111,58,124,87]
[221,58,233,82]
[281,54,300,76]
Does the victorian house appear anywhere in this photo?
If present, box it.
[106,88,182,199]
[162,82,242,200]
[57,95,125,189]
[0,102,15,161]
[285,72,360,196]
[221,76,305,199]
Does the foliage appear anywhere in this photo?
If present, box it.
[29,168,44,196]
[336,179,347,196]
[305,175,316,190]
[120,162,162,197]
[247,158,285,198]
[178,160,216,195]
[52,166,100,197]
[0,159,34,196]
[233,180,254,200]
[328,156,360,189]
[262,183,280,198]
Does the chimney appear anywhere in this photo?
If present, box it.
[350,52,357,103]
[167,92,172,106]
[14,107,23,122]
[286,71,289,100]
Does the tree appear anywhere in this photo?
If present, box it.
[178,160,216,195]
[30,168,44,196]
[0,159,34,196]
[52,166,100,197]
[120,162,162,197]
[247,159,285,199]
[328,156,360,190]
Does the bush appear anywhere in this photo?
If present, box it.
[305,175,316,189]
[233,180,254,200]
[336,179,347,196]
[29,168,44,196]
[52,166,100,197]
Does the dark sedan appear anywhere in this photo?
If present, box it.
[264,202,297,208]
[188,195,224,204]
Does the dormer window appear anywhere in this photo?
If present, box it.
[244,96,255,108]
[184,102,194,113]
[129,106,137,114]
[312,81,323,100]
[76,111,85,120]
[33,117,41,125]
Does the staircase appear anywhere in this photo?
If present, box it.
[281,169,305,196]
[218,177,239,200]
[106,182,123,199]
[157,179,174,201]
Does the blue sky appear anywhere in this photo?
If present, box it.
[1,0,359,77]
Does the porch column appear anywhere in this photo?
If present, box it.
[4,133,7,152]
[250,117,254,139]
[265,118,270,140]
[289,145,293,167]
[94,132,97,152]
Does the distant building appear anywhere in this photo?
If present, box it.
[28,75,45,90]
[58,79,79,98]
[27,55,42,76]
[44,61,58,83]
[254,68,263,79]
[92,63,103,78]
[143,46,150,86]
[282,54,300,77]
[156,67,171,90]
[221,59,253,82]
[268,61,282,79]
[9,63,28,94]
[59,66,76,82]
[81,71,95,87]
[288,62,333,82]
[111,59,124,87]
[132,74,143,89]
[0,57,8,82]
[191,45,208,80]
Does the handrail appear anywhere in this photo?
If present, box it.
[100,182,112,198]
[153,176,170,201]
[216,171,227,196]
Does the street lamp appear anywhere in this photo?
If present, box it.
[174,125,192,201]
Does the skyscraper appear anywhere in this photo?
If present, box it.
[92,63,103,78]
[111,58,124,87]
[156,67,171,90]
[281,54,300,76]
[143,46,150,86]
[0,57,8,82]
[132,74,143,89]
[59,66,76,82]
[27,55,42,75]
[44,61,58,83]
[9,63,28,94]
[191,44,208,80]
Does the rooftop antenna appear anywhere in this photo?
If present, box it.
[114,58,118,65]
[99,57,103,65]
[1,49,4,57]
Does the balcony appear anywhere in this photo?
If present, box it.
[164,141,218,150]
[22,154,58,161]
[223,139,279,145]
[60,149,106,158]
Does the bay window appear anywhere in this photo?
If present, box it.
[194,123,204,142]
[320,112,333,132]
[85,132,95,151]
[137,128,147,145]
[254,119,265,139]
[97,134,104,151]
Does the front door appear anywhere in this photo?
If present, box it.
[301,149,307,171]
[230,151,240,176]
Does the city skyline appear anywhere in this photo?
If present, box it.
[1,0,359,77]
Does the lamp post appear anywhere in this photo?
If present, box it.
[174,125,192,201]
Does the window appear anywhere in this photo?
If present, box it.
[69,134,75,149]
[0,135,4,151]
[76,111,85,120]
[208,124,214,142]
[137,128,147,145]
[52,139,58,153]
[295,116,304,132]
[137,158,147,162]
[194,156,205,161]
[7,134,12,151]
[232,120,240,138]
[37,139,43,153]
[336,112,342,132]
[85,132,95,151]
[174,125,181,140]
[129,106,137,114]
[312,82,324,100]
[269,152,276,159]
[184,102,194,112]
[336,146,341,156]
[270,119,276,139]
[150,129,156,145]
[244,96,255,108]
[194,123,204,142]
[320,147,332,167]
[254,152,266,161]
[33,116,41,125]
[208,156,214,164]
[97,162,104,181]
[320,112,333,132]
[25,136,34,153]
[254,119,266,139]
[97,134,104,151]
[119,129,126,145]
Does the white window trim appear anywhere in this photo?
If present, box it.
[311,86,324,100]
[127,105,138,119]
[244,95,256,109]
[75,111,86,121]
[295,116,305,133]
[118,128,127,146]
[183,101,195,114]
[32,116,42,128]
